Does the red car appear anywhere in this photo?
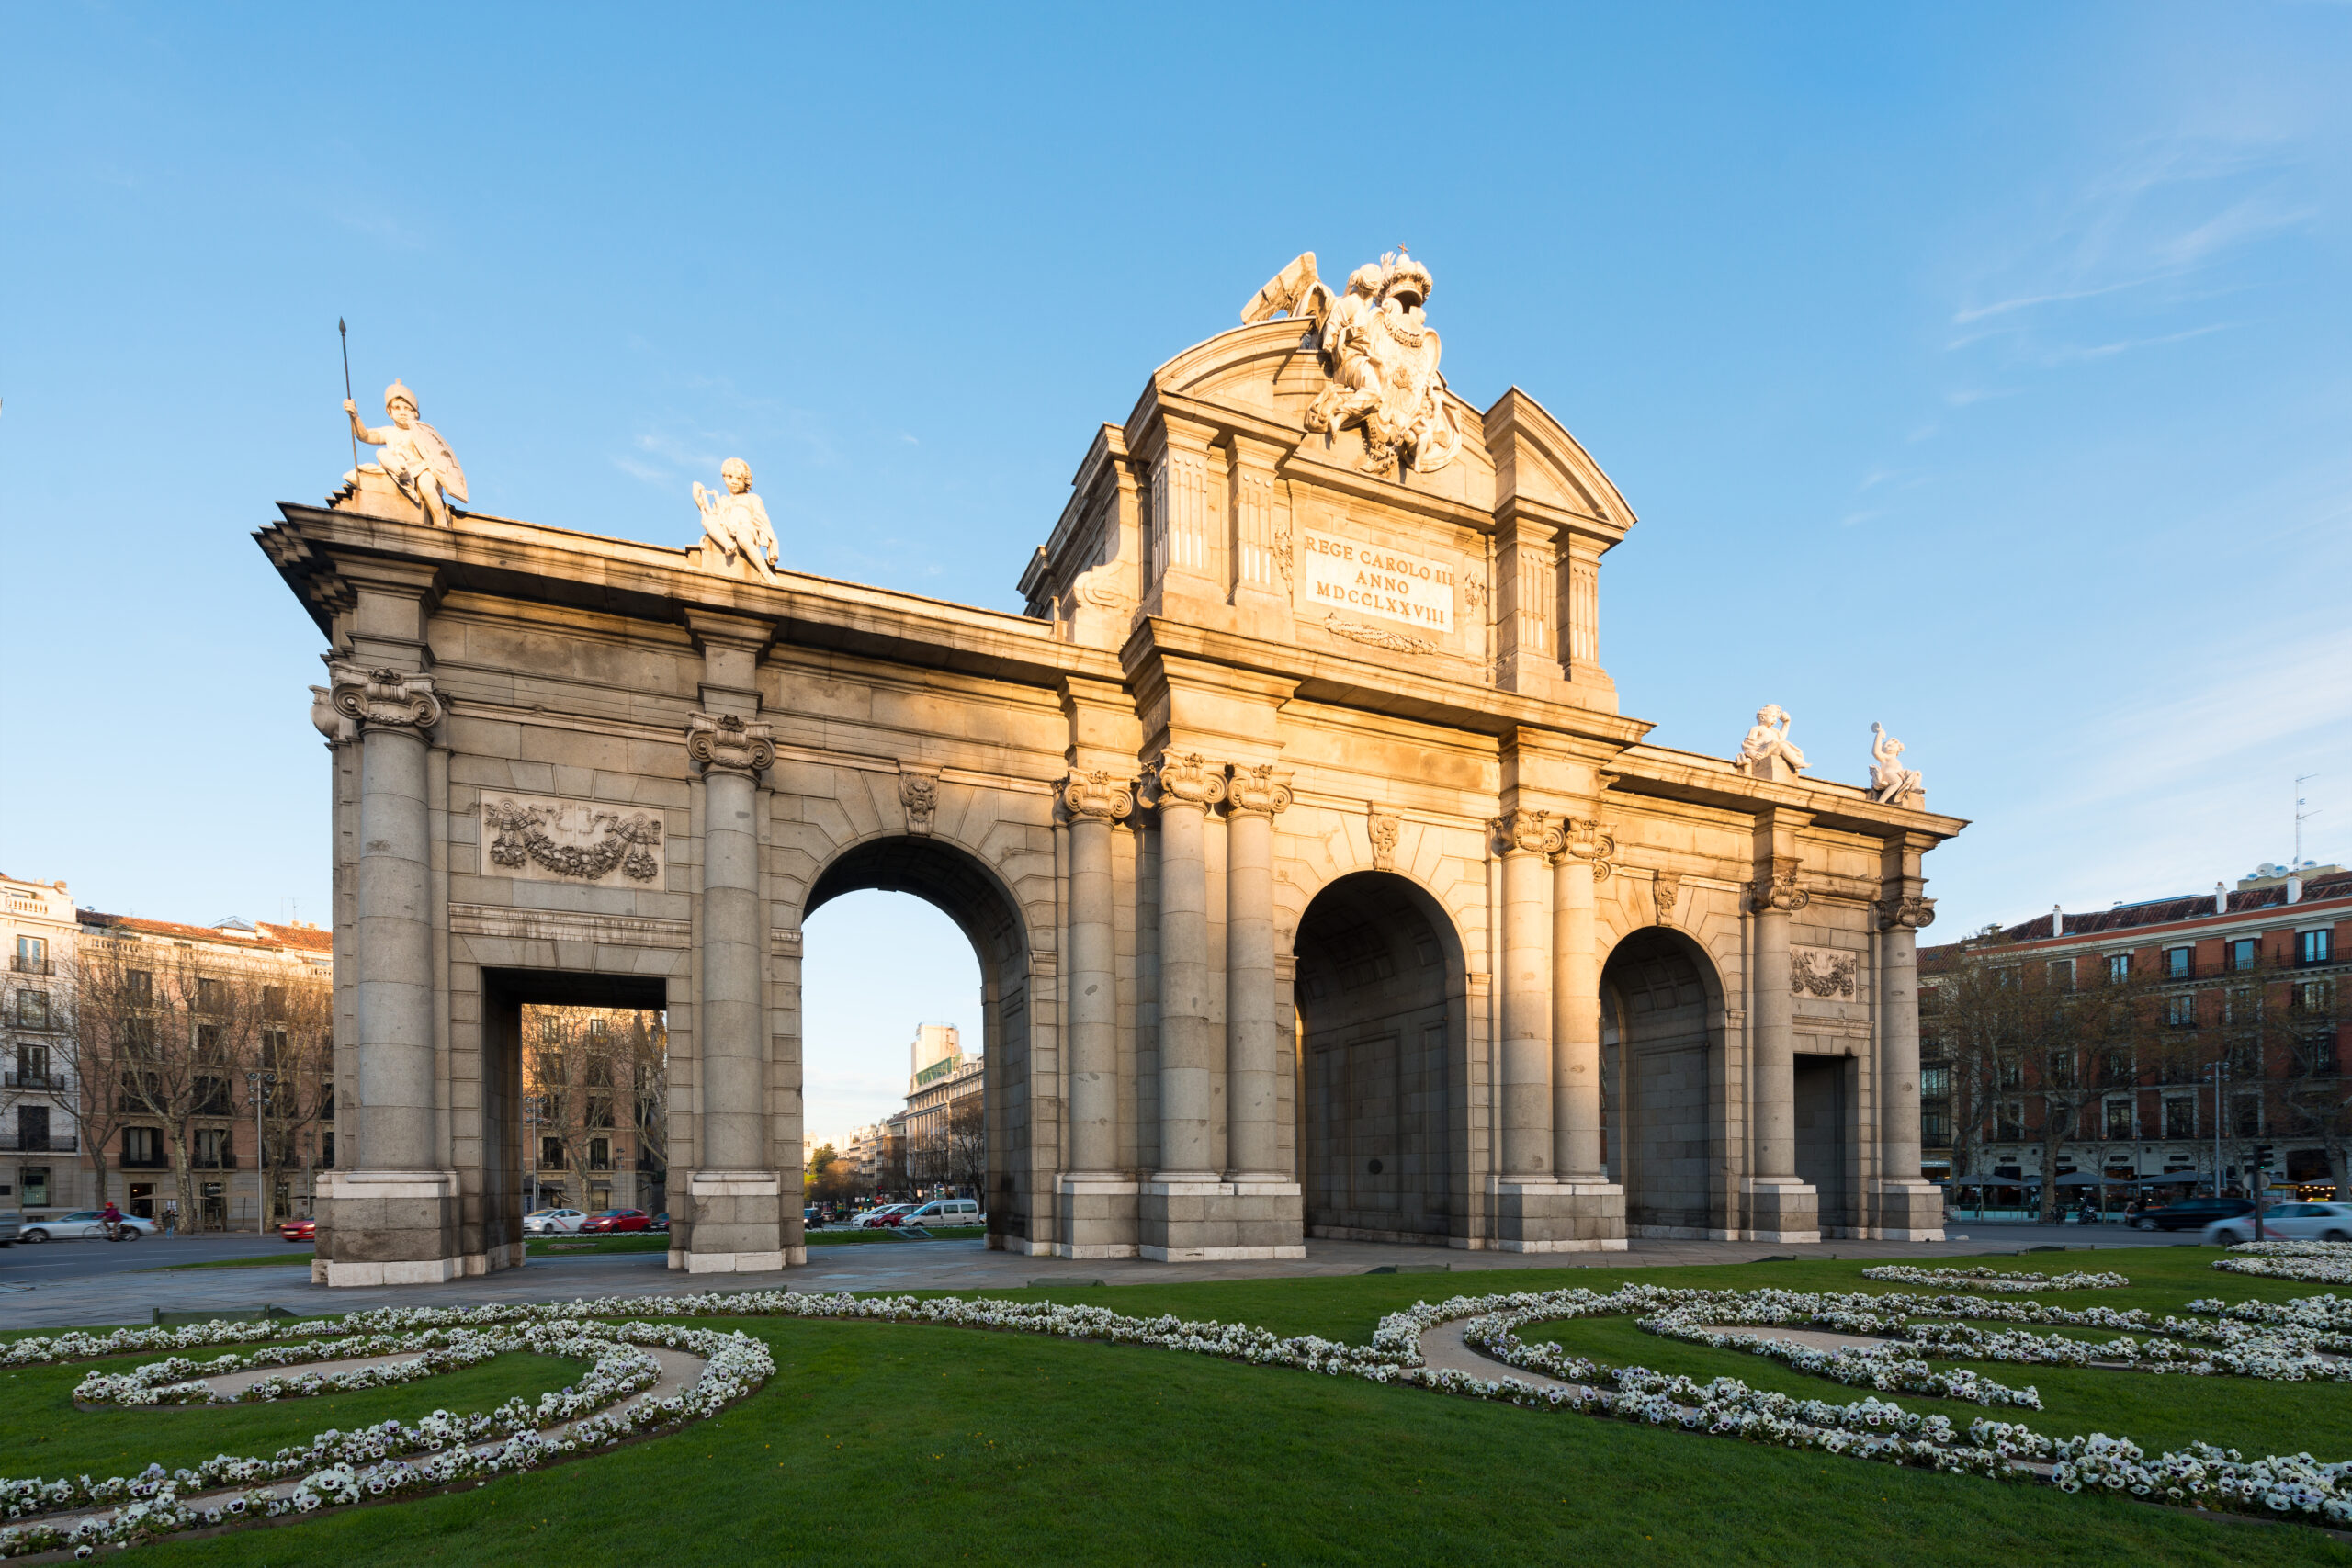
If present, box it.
[279,1218,316,1242]
[582,1209,650,1234]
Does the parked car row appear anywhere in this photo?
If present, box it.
[523,1207,666,1235]
[802,1198,985,1230]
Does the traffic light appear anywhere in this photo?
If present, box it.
[2256,1144,2276,1172]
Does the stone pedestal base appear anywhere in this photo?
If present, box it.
[1487,1178,1631,1252]
[316,1169,463,1287]
[1871,1179,1947,1241]
[1138,1175,1306,1261]
[1745,1177,1821,1244]
[680,1170,789,1272]
[1054,1173,1140,1258]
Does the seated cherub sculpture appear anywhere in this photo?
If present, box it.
[344,379,467,526]
[1869,722,1925,806]
[693,458,780,581]
[1734,705,1807,780]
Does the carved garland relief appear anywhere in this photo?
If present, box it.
[1789,945,1861,999]
[480,795,664,885]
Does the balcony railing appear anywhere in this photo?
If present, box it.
[4,1071,65,1090]
[0,1132,78,1153]
[9,956,53,976]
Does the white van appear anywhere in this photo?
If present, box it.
[904,1198,981,1225]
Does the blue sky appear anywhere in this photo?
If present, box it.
[4,6,2346,1143]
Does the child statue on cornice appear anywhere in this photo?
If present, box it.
[693,458,781,582]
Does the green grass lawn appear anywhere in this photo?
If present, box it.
[153,1250,315,1270]
[808,1224,987,1246]
[16,1246,2352,1566]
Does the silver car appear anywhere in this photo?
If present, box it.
[2203,1201,2352,1246]
[19,1210,162,1241]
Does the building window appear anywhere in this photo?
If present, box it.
[196,977,220,1011]
[1920,1109,1951,1145]
[2233,1096,2262,1138]
[587,1017,608,1039]
[589,1184,612,1211]
[540,1136,566,1169]
[590,1137,611,1171]
[2163,1098,2195,1139]
[2104,1100,2134,1140]
[2166,995,2196,1028]
[2108,953,2132,984]
[12,936,48,975]
[1920,1066,1951,1098]
[1994,966,2019,989]
[19,1167,48,1207]
[1998,1054,2022,1090]
[126,969,152,1004]
[2300,980,2337,1016]
[2048,958,2075,992]
[194,1127,232,1168]
[2302,930,2335,966]
[122,1126,163,1168]
[15,990,49,1029]
[586,1055,613,1088]
[587,1097,614,1129]
[322,1131,334,1169]
[2165,947,2193,979]
[1996,1101,2025,1142]
[15,1042,51,1086]
[2227,938,2258,973]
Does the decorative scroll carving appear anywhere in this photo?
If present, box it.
[1868,722,1925,807]
[1146,752,1228,810]
[1273,521,1295,590]
[308,685,358,746]
[324,664,442,734]
[1224,764,1294,819]
[1367,807,1400,872]
[1490,808,1561,858]
[1321,612,1436,654]
[1745,859,1811,914]
[1732,704,1807,782]
[1557,816,1616,882]
[899,772,938,835]
[1058,770,1136,823]
[1790,946,1860,998]
[1653,871,1681,927]
[685,712,775,776]
[482,798,662,883]
[1874,894,1938,931]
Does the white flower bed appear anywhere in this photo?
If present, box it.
[8,1277,2352,1551]
[1860,1265,2131,1292]
[2212,1241,2352,1286]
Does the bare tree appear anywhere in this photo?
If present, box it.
[944,1096,985,1201]
[2262,966,2352,1196]
[54,938,141,1210]
[248,972,334,1228]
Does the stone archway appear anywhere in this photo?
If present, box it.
[1600,928,1725,1238]
[1292,871,1469,1246]
[801,834,1032,1248]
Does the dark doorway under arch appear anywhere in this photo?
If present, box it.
[1293,872,1466,1245]
[1600,928,1723,1236]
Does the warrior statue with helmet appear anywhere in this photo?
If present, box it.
[343,379,468,527]
[1241,247,1465,478]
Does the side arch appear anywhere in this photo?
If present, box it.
[1600,925,1728,1237]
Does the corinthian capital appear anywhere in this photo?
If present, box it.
[323,663,442,735]
[1490,808,1561,857]
[1555,815,1616,880]
[1224,764,1294,819]
[686,712,775,776]
[1745,859,1810,914]
[1059,769,1136,823]
[1874,893,1937,931]
[1146,752,1228,811]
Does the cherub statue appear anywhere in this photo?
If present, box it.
[1868,722,1924,806]
[344,379,467,526]
[1734,705,1807,780]
[693,458,779,581]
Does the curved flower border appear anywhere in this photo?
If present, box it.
[2213,1240,2352,1286]
[8,1280,2352,1552]
[1860,1265,2131,1292]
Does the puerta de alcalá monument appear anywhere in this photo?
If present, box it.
[260,250,1961,1285]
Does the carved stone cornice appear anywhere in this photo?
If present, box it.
[1745,859,1811,914]
[685,712,775,777]
[1875,894,1938,931]
[1367,807,1400,872]
[1223,764,1294,820]
[1058,770,1136,824]
[322,663,442,736]
[1489,808,1562,858]
[1146,752,1228,812]
[1555,815,1616,882]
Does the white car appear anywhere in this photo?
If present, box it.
[902,1199,983,1226]
[523,1207,586,1235]
[19,1210,163,1242]
[2203,1201,2352,1246]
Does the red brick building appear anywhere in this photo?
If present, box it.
[1919,864,2350,1198]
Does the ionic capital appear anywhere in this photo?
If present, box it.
[1223,764,1294,820]
[1553,815,1616,881]
[1490,808,1561,858]
[1058,769,1136,824]
[1146,752,1228,812]
[1874,893,1937,931]
[686,712,775,776]
[322,662,442,736]
[1745,858,1810,914]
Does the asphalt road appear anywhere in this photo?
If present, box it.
[0,1231,306,1285]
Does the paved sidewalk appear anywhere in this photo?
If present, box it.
[0,1225,2200,1331]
